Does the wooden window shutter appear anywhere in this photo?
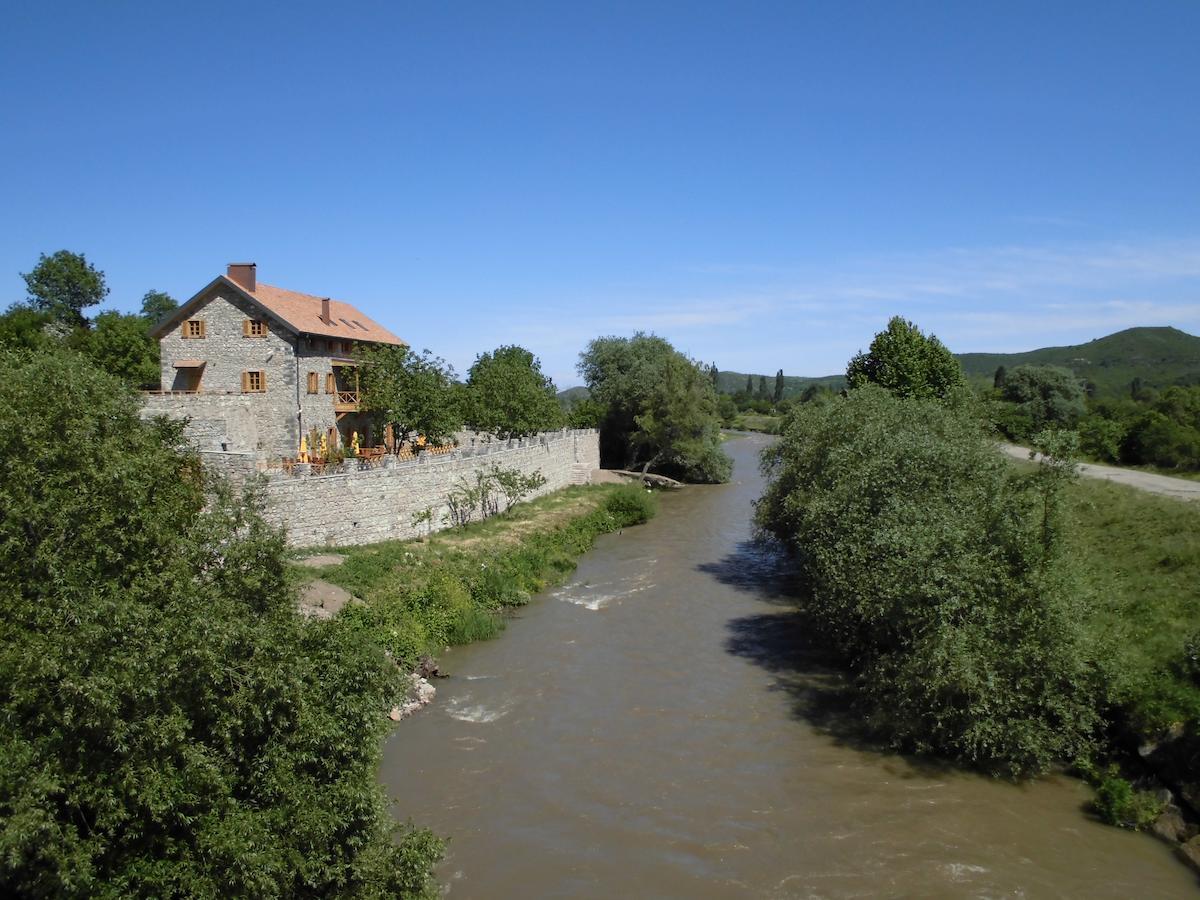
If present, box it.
[307,372,318,394]
[241,371,249,392]
[325,372,335,394]
[260,371,266,391]
[242,319,250,337]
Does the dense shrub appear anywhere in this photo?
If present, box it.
[1091,768,1165,829]
[603,483,658,525]
[0,351,440,897]
[756,386,1100,774]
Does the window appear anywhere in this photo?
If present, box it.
[243,319,267,337]
[242,370,266,393]
[183,319,206,339]
[342,341,353,354]
[326,340,335,352]
[325,372,336,394]
[307,372,319,394]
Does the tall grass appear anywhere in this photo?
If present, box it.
[1068,478,1200,731]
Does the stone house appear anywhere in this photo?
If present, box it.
[146,263,404,459]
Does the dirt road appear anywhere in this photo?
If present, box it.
[1000,444,1200,502]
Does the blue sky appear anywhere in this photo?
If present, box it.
[2,1,1198,386]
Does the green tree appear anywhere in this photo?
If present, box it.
[709,362,719,390]
[0,304,58,351]
[139,289,178,323]
[578,332,731,482]
[358,345,463,445]
[745,374,753,395]
[774,369,785,404]
[846,316,965,400]
[0,349,441,897]
[20,250,109,326]
[717,394,739,427]
[756,375,768,400]
[632,351,731,482]
[464,344,564,438]
[72,310,160,388]
[757,386,1098,774]
[994,365,1007,390]
[1000,365,1087,434]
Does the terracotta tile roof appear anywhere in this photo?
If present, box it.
[248,282,404,345]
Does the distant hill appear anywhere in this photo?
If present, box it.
[957,326,1200,396]
[557,386,591,408]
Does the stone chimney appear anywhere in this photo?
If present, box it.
[227,262,256,292]
[321,297,332,324]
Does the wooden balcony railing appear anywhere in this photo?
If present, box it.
[334,390,360,412]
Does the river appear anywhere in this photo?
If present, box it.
[380,433,1196,897]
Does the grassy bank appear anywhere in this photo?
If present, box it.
[731,413,782,434]
[1068,478,1200,732]
[293,483,657,666]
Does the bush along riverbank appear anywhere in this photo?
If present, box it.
[756,386,1200,869]
[294,483,657,675]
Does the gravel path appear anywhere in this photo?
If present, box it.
[1000,443,1200,502]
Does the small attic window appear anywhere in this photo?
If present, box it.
[352,320,366,330]
[183,319,206,339]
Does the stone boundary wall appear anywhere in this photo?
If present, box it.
[260,429,600,548]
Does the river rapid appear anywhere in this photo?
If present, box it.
[380,433,1196,898]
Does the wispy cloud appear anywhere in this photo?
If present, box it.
[448,235,1200,385]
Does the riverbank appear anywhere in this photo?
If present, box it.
[1068,475,1200,858]
[290,483,658,670]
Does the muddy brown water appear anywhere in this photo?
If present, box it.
[380,434,1197,898]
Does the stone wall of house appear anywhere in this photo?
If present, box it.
[260,429,600,547]
[294,337,371,446]
[141,393,272,452]
[154,287,300,456]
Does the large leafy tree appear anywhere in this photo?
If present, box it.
[464,344,564,438]
[0,349,441,897]
[20,250,109,326]
[578,332,731,482]
[757,385,1098,774]
[1000,364,1087,434]
[71,310,160,388]
[139,289,178,324]
[358,345,463,445]
[846,316,964,400]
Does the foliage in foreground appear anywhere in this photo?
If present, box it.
[314,484,658,667]
[578,332,731,483]
[756,386,1100,774]
[0,351,440,898]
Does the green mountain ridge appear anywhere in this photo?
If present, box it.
[956,326,1200,396]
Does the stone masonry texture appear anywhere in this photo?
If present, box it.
[149,285,383,458]
[262,429,600,548]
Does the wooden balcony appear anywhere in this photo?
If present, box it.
[334,390,360,413]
